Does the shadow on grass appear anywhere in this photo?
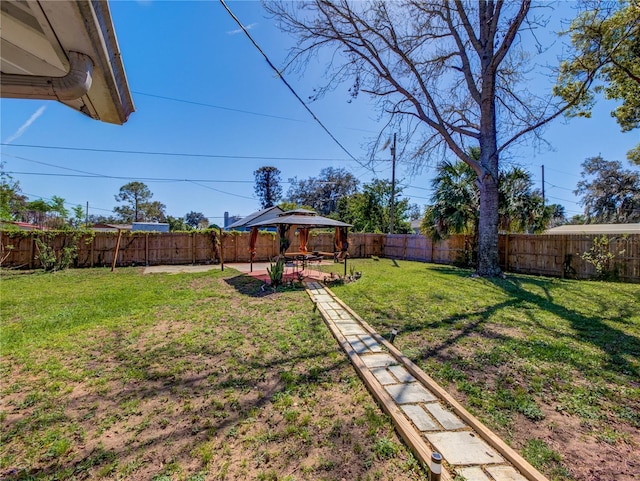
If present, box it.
[1,328,349,481]
[223,272,267,297]
[223,273,308,298]
[390,272,640,380]
[491,276,640,378]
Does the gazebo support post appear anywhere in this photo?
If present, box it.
[344,228,349,277]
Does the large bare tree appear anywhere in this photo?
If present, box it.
[267,0,585,276]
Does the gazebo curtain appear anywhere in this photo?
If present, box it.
[335,227,348,252]
[299,227,310,254]
[249,226,258,260]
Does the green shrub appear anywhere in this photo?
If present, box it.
[580,235,626,280]
[267,258,285,288]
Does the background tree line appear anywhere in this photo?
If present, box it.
[264,0,638,276]
[0,174,214,232]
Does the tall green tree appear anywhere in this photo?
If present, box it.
[254,166,283,209]
[287,167,359,215]
[71,205,85,228]
[422,161,479,242]
[113,182,165,222]
[185,211,209,229]
[268,1,586,276]
[422,160,554,252]
[0,168,27,221]
[555,0,640,164]
[575,155,640,223]
[24,199,51,227]
[144,201,167,223]
[337,179,412,233]
[167,215,189,231]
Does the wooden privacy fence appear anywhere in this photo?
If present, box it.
[0,231,223,269]
[383,233,640,282]
[1,230,639,282]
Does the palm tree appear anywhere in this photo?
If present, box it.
[423,153,554,266]
[422,160,479,241]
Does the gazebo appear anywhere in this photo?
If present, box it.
[247,209,352,274]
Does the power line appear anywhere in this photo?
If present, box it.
[546,183,574,192]
[20,191,113,213]
[219,0,359,162]
[3,170,255,185]
[547,194,581,205]
[543,166,582,178]
[1,142,385,163]
[132,90,309,123]
[187,180,256,201]
[132,90,380,135]
[4,170,260,201]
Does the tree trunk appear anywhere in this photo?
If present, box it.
[476,174,501,276]
[477,30,502,278]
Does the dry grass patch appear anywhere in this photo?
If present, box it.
[1,267,423,481]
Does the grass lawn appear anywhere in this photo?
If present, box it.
[325,259,640,481]
[2,262,638,481]
[0,267,424,481]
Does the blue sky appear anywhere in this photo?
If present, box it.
[1,0,638,225]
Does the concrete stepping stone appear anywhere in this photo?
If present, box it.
[334,322,367,336]
[361,353,398,368]
[359,334,383,352]
[370,367,397,385]
[455,466,491,481]
[401,404,440,431]
[425,431,505,466]
[385,383,437,403]
[313,294,334,303]
[486,465,529,481]
[424,402,467,430]
[388,365,415,383]
[306,281,544,481]
[346,336,369,354]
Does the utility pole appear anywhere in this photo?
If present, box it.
[541,165,545,208]
[85,201,89,227]
[389,133,396,234]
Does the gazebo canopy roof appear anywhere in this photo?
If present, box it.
[248,210,351,228]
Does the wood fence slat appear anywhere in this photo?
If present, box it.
[1,230,638,282]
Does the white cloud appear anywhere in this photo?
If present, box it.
[4,105,47,144]
[227,22,257,35]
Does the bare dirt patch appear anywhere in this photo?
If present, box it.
[1,273,424,480]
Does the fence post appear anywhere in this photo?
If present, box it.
[29,234,35,269]
[504,234,509,272]
[111,229,123,272]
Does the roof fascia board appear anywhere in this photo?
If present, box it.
[36,0,134,124]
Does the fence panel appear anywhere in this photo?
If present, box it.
[2,230,639,282]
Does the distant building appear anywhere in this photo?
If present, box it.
[0,221,47,231]
[544,224,640,235]
[224,212,243,229]
[92,223,131,232]
[225,206,284,231]
[410,219,423,234]
[132,222,169,232]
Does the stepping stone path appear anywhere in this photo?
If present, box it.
[306,282,547,481]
